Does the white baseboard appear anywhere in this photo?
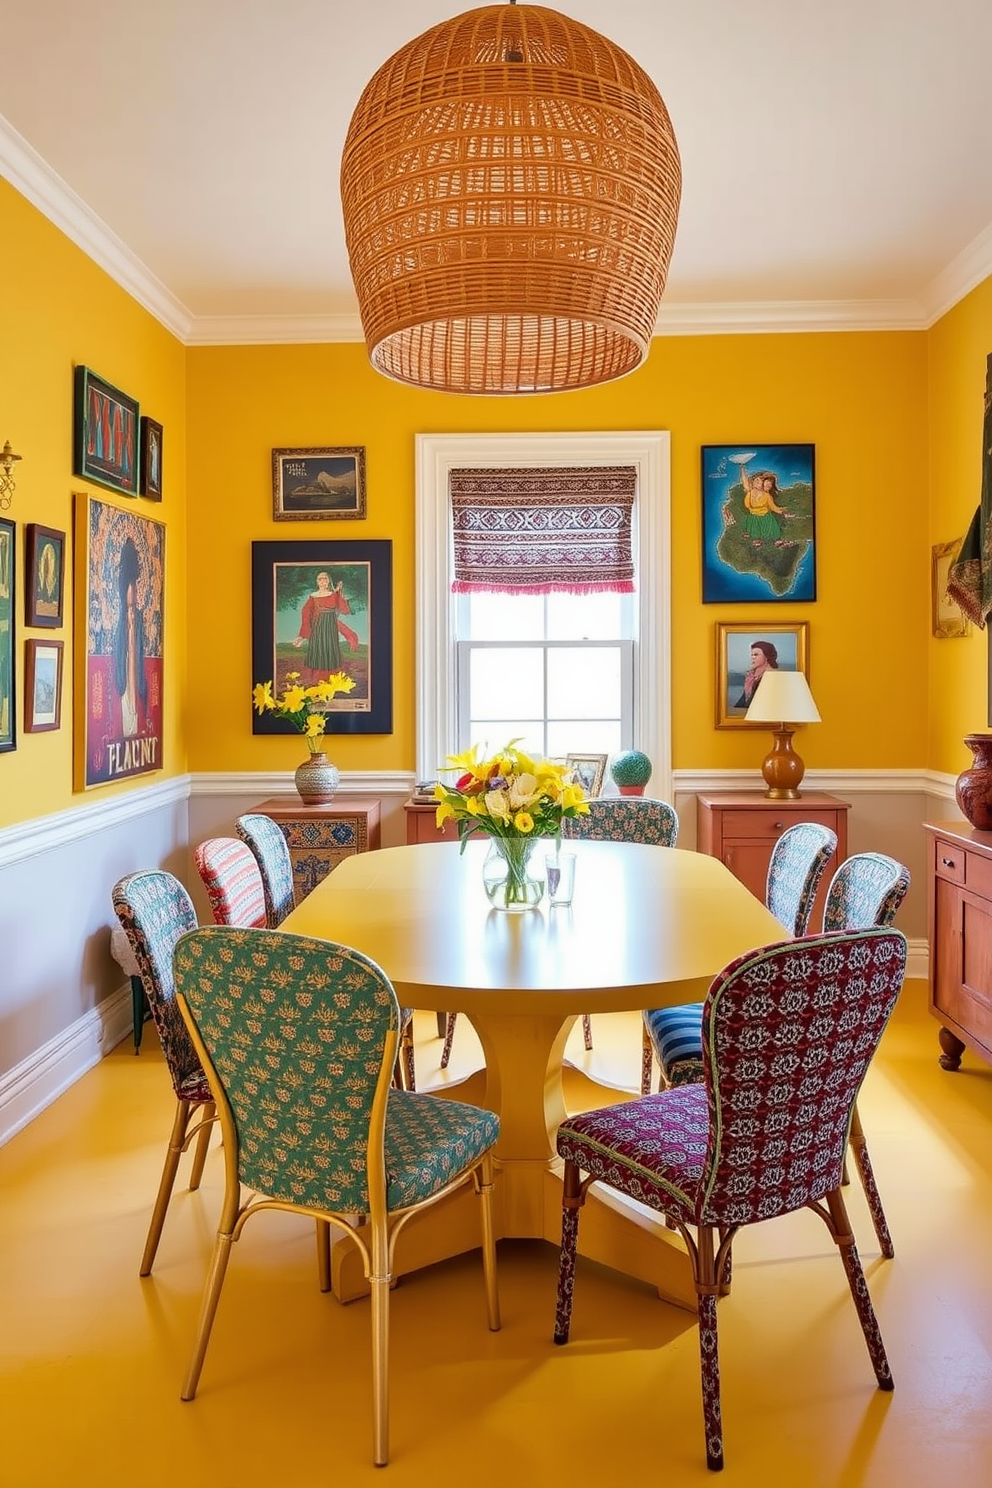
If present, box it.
[0,984,133,1148]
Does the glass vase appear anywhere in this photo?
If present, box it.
[482,835,545,912]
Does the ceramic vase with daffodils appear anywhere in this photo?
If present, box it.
[251,671,355,804]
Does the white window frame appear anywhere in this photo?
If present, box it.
[415,431,671,797]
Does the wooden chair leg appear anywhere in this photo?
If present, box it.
[477,1152,501,1331]
[370,1222,392,1467]
[695,1225,725,1471]
[140,1099,191,1277]
[440,1012,457,1069]
[187,1102,215,1191]
[848,1100,894,1258]
[825,1189,893,1389]
[316,1219,331,1293]
[582,1013,593,1051]
[553,1160,584,1345]
[181,1230,234,1400]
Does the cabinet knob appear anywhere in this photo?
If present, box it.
[774,821,785,831]
[941,856,956,869]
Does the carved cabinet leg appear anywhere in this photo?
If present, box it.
[938,1026,965,1071]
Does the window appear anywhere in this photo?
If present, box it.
[416,432,671,790]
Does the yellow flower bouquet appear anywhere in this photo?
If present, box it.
[252,670,355,753]
[434,741,590,909]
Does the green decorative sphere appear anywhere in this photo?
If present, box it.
[610,750,652,790]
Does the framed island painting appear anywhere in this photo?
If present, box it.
[702,444,816,603]
[74,494,165,788]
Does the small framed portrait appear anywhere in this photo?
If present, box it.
[140,417,163,500]
[25,524,66,628]
[25,638,63,732]
[73,365,140,497]
[272,447,367,521]
[566,752,607,797]
[702,443,816,603]
[932,538,971,638]
[716,621,810,728]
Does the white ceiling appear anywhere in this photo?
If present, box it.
[2,0,991,343]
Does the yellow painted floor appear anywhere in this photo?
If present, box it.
[1,983,991,1488]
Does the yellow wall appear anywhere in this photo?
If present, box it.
[927,276,992,774]
[0,178,187,829]
[186,330,930,775]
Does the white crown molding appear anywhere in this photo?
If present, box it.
[0,774,191,870]
[921,219,992,325]
[185,313,366,346]
[0,112,193,343]
[652,297,927,336]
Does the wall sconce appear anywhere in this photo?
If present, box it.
[0,440,22,510]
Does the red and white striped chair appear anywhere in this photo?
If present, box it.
[194,837,267,929]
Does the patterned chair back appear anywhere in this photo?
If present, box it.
[236,813,296,927]
[765,821,837,935]
[823,852,910,933]
[112,870,203,1098]
[194,837,267,928]
[174,928,400,1214]
[697,927,907,1227]
[562,796,679,847]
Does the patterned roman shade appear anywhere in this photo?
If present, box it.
[450,465,636,595]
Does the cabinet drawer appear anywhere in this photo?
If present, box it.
[718,808,839,841]
[965,851,992,899]
[933,838,967,885]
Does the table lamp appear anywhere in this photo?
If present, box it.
[745,670,821,799]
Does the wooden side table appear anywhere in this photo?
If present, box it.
[695,790,849,931]
[924,820,992,1071]
[404,798,459,843]
[250,796,381,900]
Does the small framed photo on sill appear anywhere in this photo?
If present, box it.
[566,753,607,797]
[25,638,63,732]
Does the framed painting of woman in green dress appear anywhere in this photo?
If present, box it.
[702,444,816,603]
[251,540,393,736]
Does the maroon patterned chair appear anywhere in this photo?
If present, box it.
[553,927,907,1472]
[112,870,216,1275]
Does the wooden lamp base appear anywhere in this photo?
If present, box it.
[760,726,806,799]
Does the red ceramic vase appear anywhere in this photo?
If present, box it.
[955,733,992,830]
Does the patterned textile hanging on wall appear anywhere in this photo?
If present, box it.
[450,466,635,595]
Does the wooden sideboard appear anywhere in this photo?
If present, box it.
[696,790,849,932]
[924,820,992,1070]
[250,796,381,900]
[404,798,459,844]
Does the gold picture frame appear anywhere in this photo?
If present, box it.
[716,621,810,728]
[932,538,971,638]
[565,752,607,797]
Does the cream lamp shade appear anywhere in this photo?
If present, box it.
[340,3,681,396]
[745,670,821,799]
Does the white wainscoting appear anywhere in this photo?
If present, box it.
[0,766,955,1146]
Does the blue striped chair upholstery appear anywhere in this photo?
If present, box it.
[112,869,216,1275]
[235,812,296,927]
[174,926,500,1467]
[642,821,837,1094]
[555,929,906,1472]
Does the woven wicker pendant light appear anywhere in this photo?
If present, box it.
[340,2,681,396]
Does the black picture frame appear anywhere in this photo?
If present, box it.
[24,523,65,628]
[251,540,393,736]
[73,365,141,497]
[0,516,16,752]
[140,416,163,499]
[701,443,816,603]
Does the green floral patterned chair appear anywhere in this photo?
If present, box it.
[174,926,500,1467]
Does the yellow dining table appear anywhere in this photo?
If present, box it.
[283,837,785,1309]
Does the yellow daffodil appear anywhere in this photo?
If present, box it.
[252,680,275,713]
[303,713,325,738]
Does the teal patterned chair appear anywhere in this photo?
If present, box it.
[174,927,500,1467]
[111,870,216,1276]
[642,821,836,1096]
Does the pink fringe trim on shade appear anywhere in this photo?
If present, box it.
[451,581,635,596]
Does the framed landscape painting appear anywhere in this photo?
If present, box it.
[73,366,140,497]
[251,539,392,735]
[74,494,165,788]
[702,444,816,603]
[272,447,367,521]
[25,638,63,732]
